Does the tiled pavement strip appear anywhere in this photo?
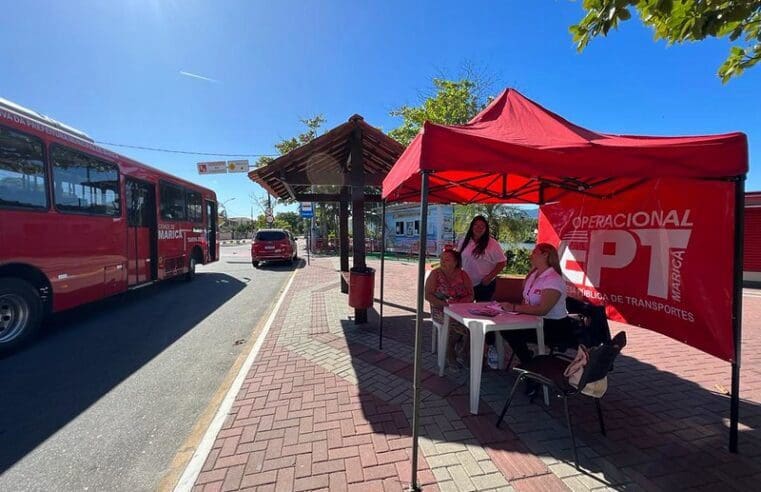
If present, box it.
[190,256,761,491]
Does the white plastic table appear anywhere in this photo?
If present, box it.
[439,303,545,415]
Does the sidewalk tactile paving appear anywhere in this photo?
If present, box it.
[191,256,761,491]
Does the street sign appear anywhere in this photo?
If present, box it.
[227,160,249,173]
[265,213,274,224]
[299,202,314,218]
[197,161,227,174]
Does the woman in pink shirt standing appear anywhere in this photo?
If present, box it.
[459,216,507,368]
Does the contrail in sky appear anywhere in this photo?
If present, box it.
[179,70,220,83]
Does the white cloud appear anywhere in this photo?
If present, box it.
[179,70,220,83]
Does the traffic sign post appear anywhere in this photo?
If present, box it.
[306,217,311,265]
[197,161,227,174]
[197,160,249,175]
[227,160,249,173]
[299,202,314,218]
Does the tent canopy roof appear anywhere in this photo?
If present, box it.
[250,115,404,202]
[382,89,748,204]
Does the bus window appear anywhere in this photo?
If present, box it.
[0,125,47,209]
[159,181,186,221]
[126,179,153,227]
[186,190,202,223]
[51,145,120,216]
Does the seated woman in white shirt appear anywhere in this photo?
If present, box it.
[500,243,576,365]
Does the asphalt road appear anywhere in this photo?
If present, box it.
[0,243,298,491]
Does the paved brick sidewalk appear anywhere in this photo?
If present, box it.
[191,257,761,491]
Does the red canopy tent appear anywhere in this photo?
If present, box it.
[384,89,746,204]
[380,89,748,490]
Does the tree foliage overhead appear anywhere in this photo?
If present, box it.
[387,73,537,274]
[254,115,326,169]
[252,115,326,212]
[454,204,537,245]
[273,115,326,155]
[571,0,761,82]
[388,78,485,146]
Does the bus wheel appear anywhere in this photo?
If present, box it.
[252,260,260,268]
[185,256,197,281]
[0,278,43,353]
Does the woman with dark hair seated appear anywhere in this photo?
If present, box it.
[500,243,576,367]
[425,248,474,370]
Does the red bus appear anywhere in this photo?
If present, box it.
[0,98,219,352]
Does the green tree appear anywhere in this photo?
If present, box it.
[388,74,541,253]
[389,77,488,146]
[253,115,326,169]
[253,114,326,205]
[251,115,327,232]
[276,211,304,235]
[274,115,326,154]
[571,1,761,82]
[453,205,537,245]
[505,248,533,275]
[234,221,255,237]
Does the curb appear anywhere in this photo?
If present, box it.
[220,240,252,246]
[173,270,298,491]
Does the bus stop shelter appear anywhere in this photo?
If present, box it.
[381,88,749,490]
[249,114,404,322]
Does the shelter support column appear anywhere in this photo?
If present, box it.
[339,189,350,294]
[351,124,368,323]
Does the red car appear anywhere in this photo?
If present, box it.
[251,229,298,267]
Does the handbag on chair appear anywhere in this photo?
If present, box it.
[563,344,609,398]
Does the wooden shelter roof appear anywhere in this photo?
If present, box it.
[248,115,404,202]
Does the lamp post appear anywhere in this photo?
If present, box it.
[219,197,236,219]
[219,198,236,232]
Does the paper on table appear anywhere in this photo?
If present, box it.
[468,307,502,317]
[486,301,504,311]
[486,300,518,314]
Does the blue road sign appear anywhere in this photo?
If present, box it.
[299,202,314,218]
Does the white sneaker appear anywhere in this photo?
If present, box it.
[487,345,499,370]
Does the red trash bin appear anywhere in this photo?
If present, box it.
[349,266,375,309]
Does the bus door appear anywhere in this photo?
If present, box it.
[205,200,217,261]
[126,179,158,285]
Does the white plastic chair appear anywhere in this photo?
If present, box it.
[431,319,442,353]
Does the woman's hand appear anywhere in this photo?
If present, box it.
[433,297,449,308]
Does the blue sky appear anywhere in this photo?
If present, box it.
[2,0,758,218]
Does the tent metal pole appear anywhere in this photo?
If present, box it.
[730,176,745,453]
[408,171,429,492]
[379,201,386,350]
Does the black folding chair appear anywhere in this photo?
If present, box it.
[496,332,627,468]
[503,299,610,370]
